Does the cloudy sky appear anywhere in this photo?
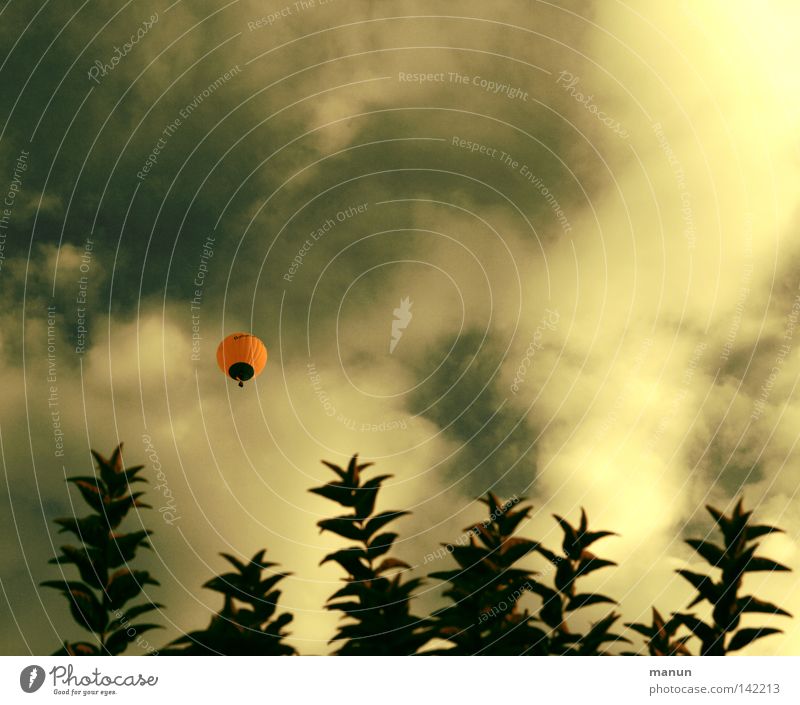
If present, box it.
[1,0,799,655]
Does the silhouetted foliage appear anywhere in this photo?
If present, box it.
[40,446,793,656]
[624,608,691,655]
[312,455,430,654]
[43,445,162,655]
[531,509,629,654]
[669,499,792,655]
[163,550,296,655]
[427,493,547,654]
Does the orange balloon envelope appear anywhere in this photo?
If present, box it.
[216,333,268,387]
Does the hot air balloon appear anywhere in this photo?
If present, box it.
[216,333,268,387]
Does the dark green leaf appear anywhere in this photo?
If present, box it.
[582,612,630,652]
[676,570,719,605]
[106,493,150,527]
[744,556,790,573]
[673,613,715,643]
[321,550,371,580]
[686,539,726,567]
[375,558,410,574]
[625,622,655,638]
[580,530,618,549]
[534,546,559,564]
[41,580,106,634]
[554,560,576,593]
[121,465,148,485]
[328,582,365,601]
[553,514,578,558]
[363,511,410,540]
[496,507,532,536]
[49,546,106,589]
[737,596,792,617]
[567,593,616,611]
[366,533,398,559]
[92,447,122,489]
[310,483,357,508]
[354,475,392,519]
[346,455,370,485]
[108,530,152,568]
[321,460,348,482]
[106,569,159,609]
[325,601,363,614]
[257,573,291,596]
[471,522,498,550]
[53,515,108,548]
[219,553,248,573]
[727,627,782,652]
[203,573,246,597]
[500,538,539,564]
[267,612,293,634]
[68,479,105,513]
[745,525,784,541]
[318,516,365,542]
[576,556,616,578]
[706,504,732,540]
[246,549,273,574]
